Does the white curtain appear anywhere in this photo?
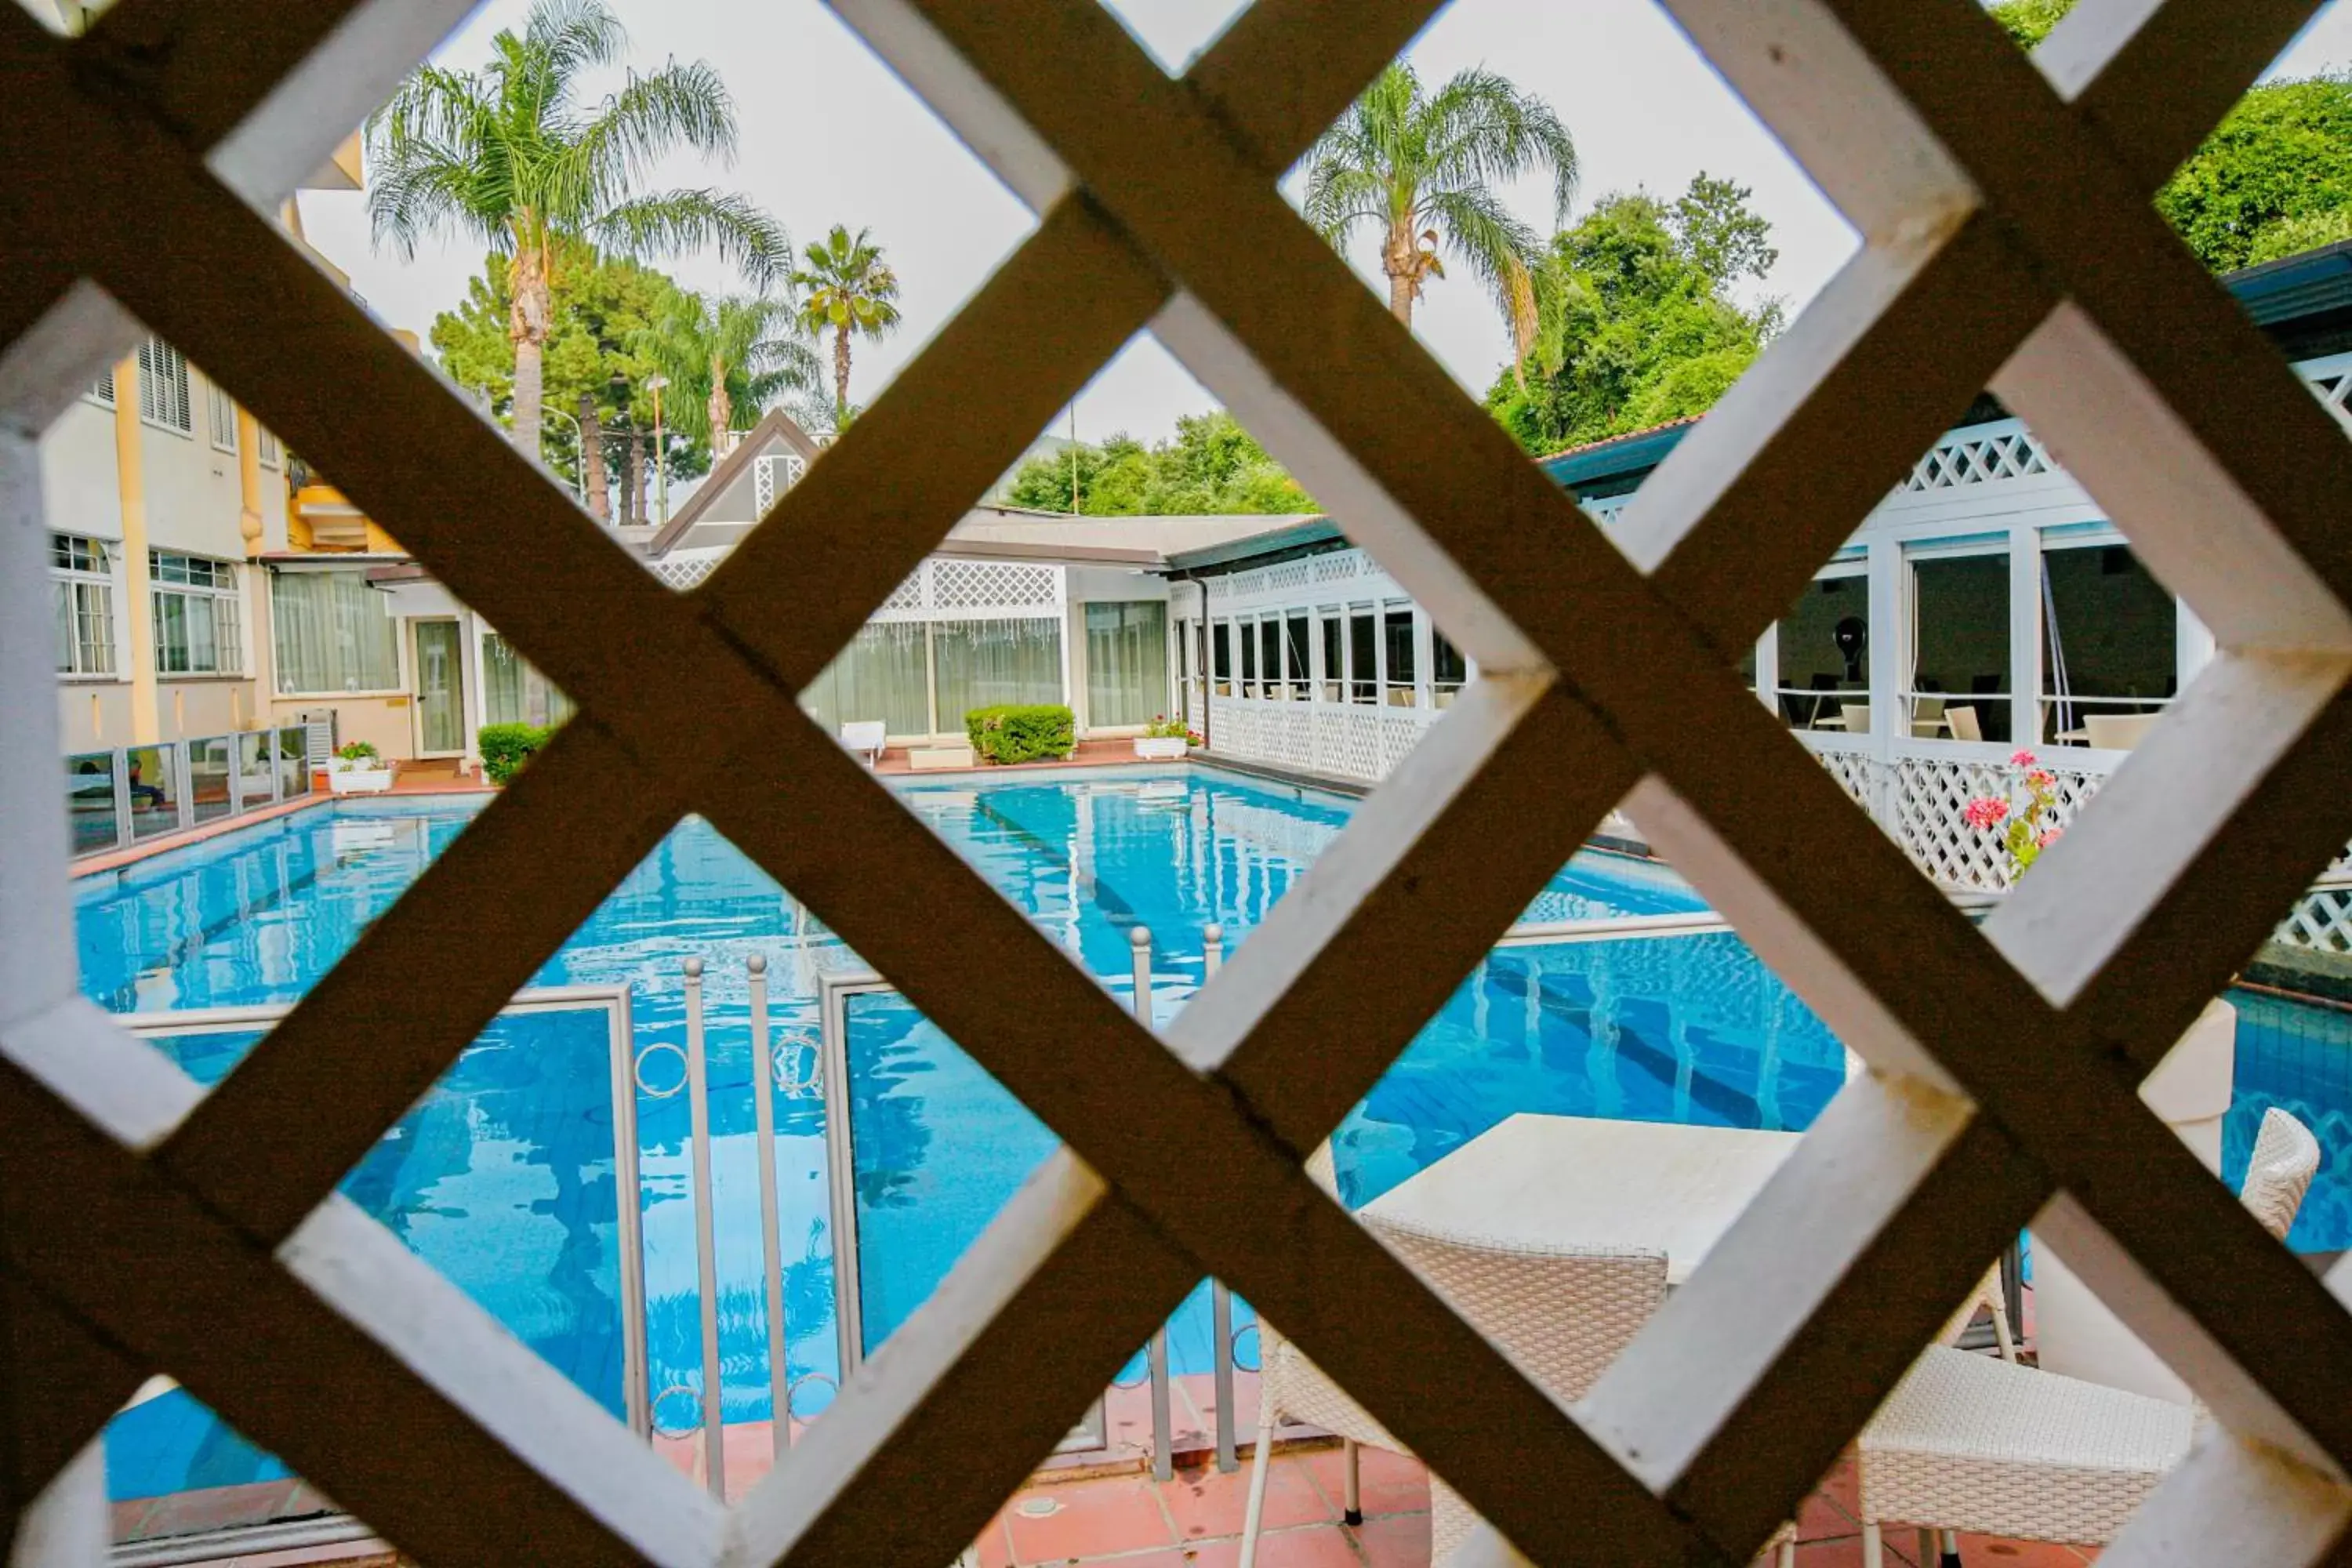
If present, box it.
[803,622,931,737]
[272,570,397,693]
[933,618,1062,730]
[1084,601,1167,727]
[481,633,575,727]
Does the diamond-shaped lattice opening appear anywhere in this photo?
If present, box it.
[1279,0,1854,444]
[1094,0,1255,77]
[103,1395,383,1556]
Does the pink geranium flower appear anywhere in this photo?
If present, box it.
[2038,828,2062,849]
[2025,769,2056,790]
[2009,749,2038,768]
[1963,796,2009,829]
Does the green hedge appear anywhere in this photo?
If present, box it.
[479,722,554,786]
[964,704,1075,764]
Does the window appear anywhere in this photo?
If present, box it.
[1908,546,2011,743]
[1210,620,1232,696]
[932,618,1062,728]
[137,339,193,434]
[2042,538,2176,747]
[1773,568,1867,732]
[150,551,242,675]
[1084,601,1168,728]
[1258,619,1282,699]
[1382,605,1417,706]
[271,569,400,693]
[801,622,929,737]
[50,534,115,677]
[1348,605,1377,705]
[88,369,114,406]
[1238,615,1258,696]
[256,426,281,468]
[1283,613,1311,701]
[1432,628,1468,708]
[1319,608,1343,702]
[205,381,239,453]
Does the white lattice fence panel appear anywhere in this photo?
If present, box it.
[2278,886,2352,953]
[1892,757,2105,890]
[1897,425,2053,492]
[930,558,1060,612]
[2307,360,2352,434]
[1312,707,1379,781]
[648,554,720,590]
[1814,747,1877,812]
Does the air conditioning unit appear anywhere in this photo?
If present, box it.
[296,709,338,765]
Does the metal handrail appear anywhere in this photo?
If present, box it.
[67,723,316,859]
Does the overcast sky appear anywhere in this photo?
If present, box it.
[300,0,2352,454]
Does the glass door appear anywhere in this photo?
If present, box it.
[413,619,466,755]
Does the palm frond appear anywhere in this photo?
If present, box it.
[526,0,627,91]
[594,189,788,286]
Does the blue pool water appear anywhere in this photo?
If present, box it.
[74,765,2347,1502]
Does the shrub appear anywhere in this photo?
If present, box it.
[964,704,1076,764]
[336,739,380,764]
[479,722,554,785]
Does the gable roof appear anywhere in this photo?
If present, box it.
[644,407,823,556]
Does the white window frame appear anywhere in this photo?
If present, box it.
[205,379,239,454]
[256,425,281,468]
[136,339,193,435]
[149,550,244,676]
[267,565,407,699]
[85,368,114,408]
[50,532,118,678]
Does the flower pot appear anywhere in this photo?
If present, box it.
[328,766,394,795]
[1133,736,1189,760]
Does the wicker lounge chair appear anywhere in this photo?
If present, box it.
[1854,1107,2318,1567]
[1236,1149,1668,1567]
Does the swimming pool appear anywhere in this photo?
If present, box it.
[77,764,2347,1504]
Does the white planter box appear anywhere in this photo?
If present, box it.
[1133,737,1189,760]
[328,767,394,795]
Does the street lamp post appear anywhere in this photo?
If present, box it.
[645,373,671,526]
[542,408,586,501]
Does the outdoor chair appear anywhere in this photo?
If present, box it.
[840,720,886,768]
[2084,713,2158,751]
[1909,696,1947,738]
[1839,703,1871,736]
[1236,1148,1668,1567]
[1853,1107,2318,1567]
[1945,706,1982,742]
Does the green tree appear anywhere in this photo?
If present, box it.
[1003,412,1314,516]
[793,226,902,419]
[1987,0,2073,49]
[641,292,822,451]
[1303,62,1577,351]
[1486,178,1781,455]
[1992,0,2352,273]
[368,0,784,461]
[430,243,688,521]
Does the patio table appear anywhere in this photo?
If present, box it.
[1362,1112,1802,1287]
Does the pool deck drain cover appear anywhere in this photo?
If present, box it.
[1015,1497,1063,1518]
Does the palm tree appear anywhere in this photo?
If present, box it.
[642,292,823,452]
[1303,62,1577,354]
[366,0,786,459]
[792,226,901,419]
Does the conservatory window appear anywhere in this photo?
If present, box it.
[1283,613,1311,702]
[1237,616,1257,697]
[932,618,1062,729]
[1382,604,1416,707]
[482,633,581,729]
[801,622,930,738]
[1318,608,1344,702]
[1348,605,1377,705]
[270,568,400,694]
[1211,620,1232,697]
[1773,567,1867,732]
[1432,628,1468,709]
[1084,601,1167,728]
[2042,537,2176,750]
[1258,619,1283,699]
[1907,544,2012,744]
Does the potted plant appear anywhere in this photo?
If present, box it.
[325,740,394,794]
[1134,715,1190,761]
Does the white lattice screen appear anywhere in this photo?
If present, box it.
[5,2,2352,1566]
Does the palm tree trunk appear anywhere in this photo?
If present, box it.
[1383,220,1417,327]
[579,393,610,521]
[708,353,732,458]
[508,245,553,458]
[833,324,852,417]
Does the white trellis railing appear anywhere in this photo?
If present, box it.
[1205,695,1442,784]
